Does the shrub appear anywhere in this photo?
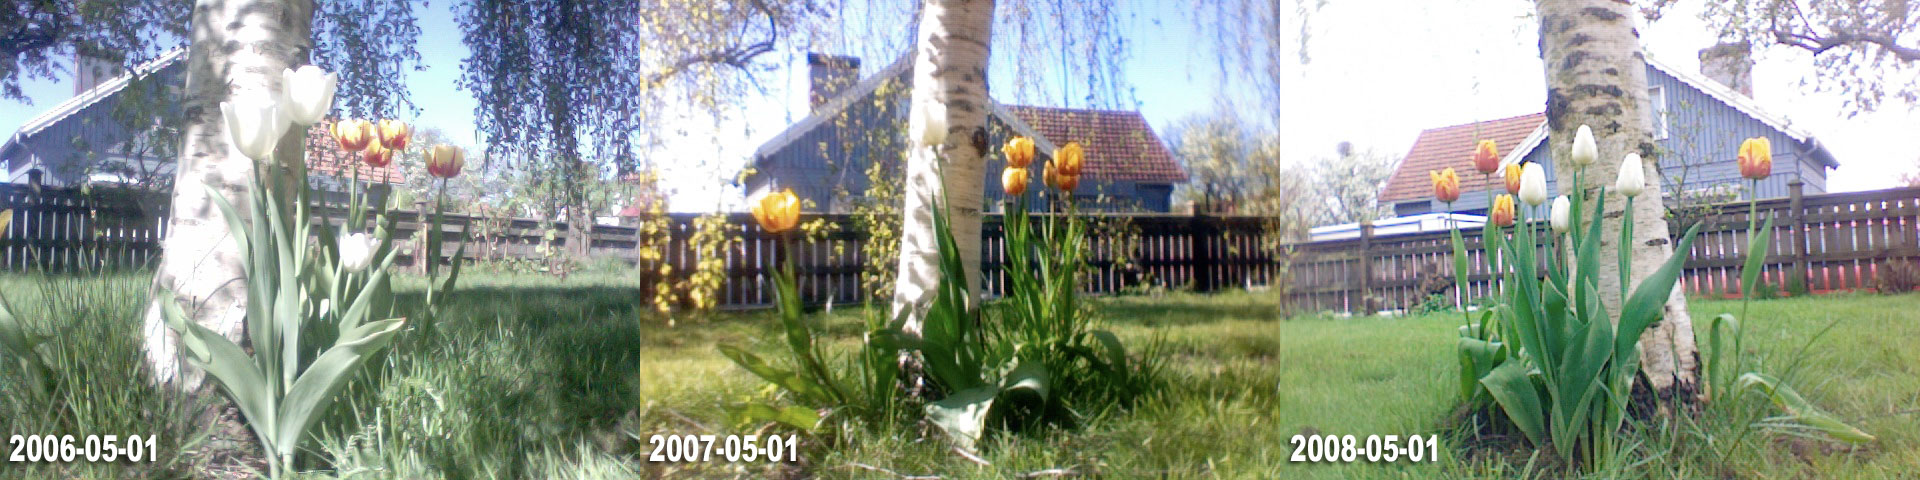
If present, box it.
[1874,259,1920,294]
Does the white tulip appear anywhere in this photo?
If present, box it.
[1570,124,1597,167]
[1550,196,1571,233]
[280,65,337,126]
[909,98,948,147]
[1615,153,1646,198]
[221,99,290,161]
[1518,162,1549,206]
[338,232,374,273]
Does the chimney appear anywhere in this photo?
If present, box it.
[1698,42,1754,98]
[807,53,861,110]
[73,52,123,95]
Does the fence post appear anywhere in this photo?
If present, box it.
[1787,179,1808,295]
[1190,214,1217,292]
[1356,220,1375,315]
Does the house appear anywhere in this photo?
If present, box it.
[1378,46,1839,217]
[1,50,404,197]
[744,53,1187,213]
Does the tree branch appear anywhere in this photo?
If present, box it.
[643,0,781,84]
[1773,28,1920,61]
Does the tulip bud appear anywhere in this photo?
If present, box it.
[1738,137,1772,180]
[1054,142,1085,176]
[1429,168,1461,203]
[362,142,394,168]
[425,144,465,178]
[1503,163,1523,195]
[221,100,291,161]
[338,232,375,273]
[1473,139,1501,174]
[1570,124,1597,167]
[1490,194,1516,227]
[1002,167,1029,197]
[1004,136,1036,169]
[280,65,337,126]
[331,119,373,152]
[750,189,801,234]
[1616,153,1646,198]
[910,99,948,147]
[377,119,411,151]
[1550,195,1571,233]
[1518,162,1548,206]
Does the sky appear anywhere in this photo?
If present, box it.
[1276,0,1920,192]
[4,1,1914,211]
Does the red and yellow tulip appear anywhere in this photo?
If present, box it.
[1430,167,1461,203]
[751,189,801,234]
[1490,194,1516,227]
[425,144,464,178]
[1004,136,1036,169]
[1738,137,1772,180]
[1473,139,1501,174]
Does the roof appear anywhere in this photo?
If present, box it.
[751,51,1187,185]
[1002,105,1186,183]
[2,48,187,159]
[1380,53,1839,204]
[1379,112,1544,203]
[305,121,405,184]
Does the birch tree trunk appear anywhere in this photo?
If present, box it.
[1536,0,1700,402]
[890,0,995,335]
[142,0,315,389]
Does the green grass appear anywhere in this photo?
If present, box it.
[2,271,1916,478]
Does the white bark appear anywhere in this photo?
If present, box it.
[143,0,315,389]
[890,0,995,335]
[1537,0,1700,399]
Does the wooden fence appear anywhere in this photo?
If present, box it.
[1287,181,1920,313]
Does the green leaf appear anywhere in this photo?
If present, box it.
[161,293,276,456]
[1451,226,1471,311]
[1088,330,1128,372]
[926,385,998,451]
[1738,373,1875,443]
[1616,224,1701,364]
[1741,217,1775,299]
[1706,313,1739,396]
[274,318,406,460]
[717,344,830,403]
[1481,359,1547,449]
[723,403,822,432]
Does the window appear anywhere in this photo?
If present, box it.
[1649,86,1669,140]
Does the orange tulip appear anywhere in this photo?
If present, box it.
[1058,173,1079,192]
[1053,142,1085,176]
[361,142,393,168]
[1002,167,1029,196]
[1489,194,1516,227]
[1429,167,1461,203]
[1472,139,1500,174]
[425,144,465,178]
[376,119,411,151]
[1738,137,1772,180]
[751,189,801,234]
[1503,163,1523,195]
[1004,136,1036,169]
[330,119,372,152]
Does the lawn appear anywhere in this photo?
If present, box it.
[1,271,1916,478]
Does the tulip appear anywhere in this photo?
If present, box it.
[1550,196,1571,233]
[221,99,291,161]
[331,119,373,152]
[1004,136,1036,168]
[1738,137,1772,180]
[1473,139,1501,174]
[1616,153,1646,198]
[1503,163,1523,195]
[1043,161,1062,190]
[1054,142,1085,176]
[425,144,465,178]
[361,142,394,168]
[1002,167,1030,196]
[1570,124,1597,168]
[1518,162,1549,206]
[1429,167,1461,203]
[279,65,337,126]
[1490,194,1516,227]
[338,232,374,273]
[910,99,948,146]
[1057,172,1080,192]
[376,119,411,151]
[751,189,801,234]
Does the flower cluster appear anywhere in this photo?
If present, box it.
[1042,141,1085,193]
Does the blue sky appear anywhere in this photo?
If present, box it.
[0,1,1247,212]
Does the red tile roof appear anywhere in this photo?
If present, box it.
[303,121,405,184]
[1003,105,1187,184]
[1379,113,1545,203]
